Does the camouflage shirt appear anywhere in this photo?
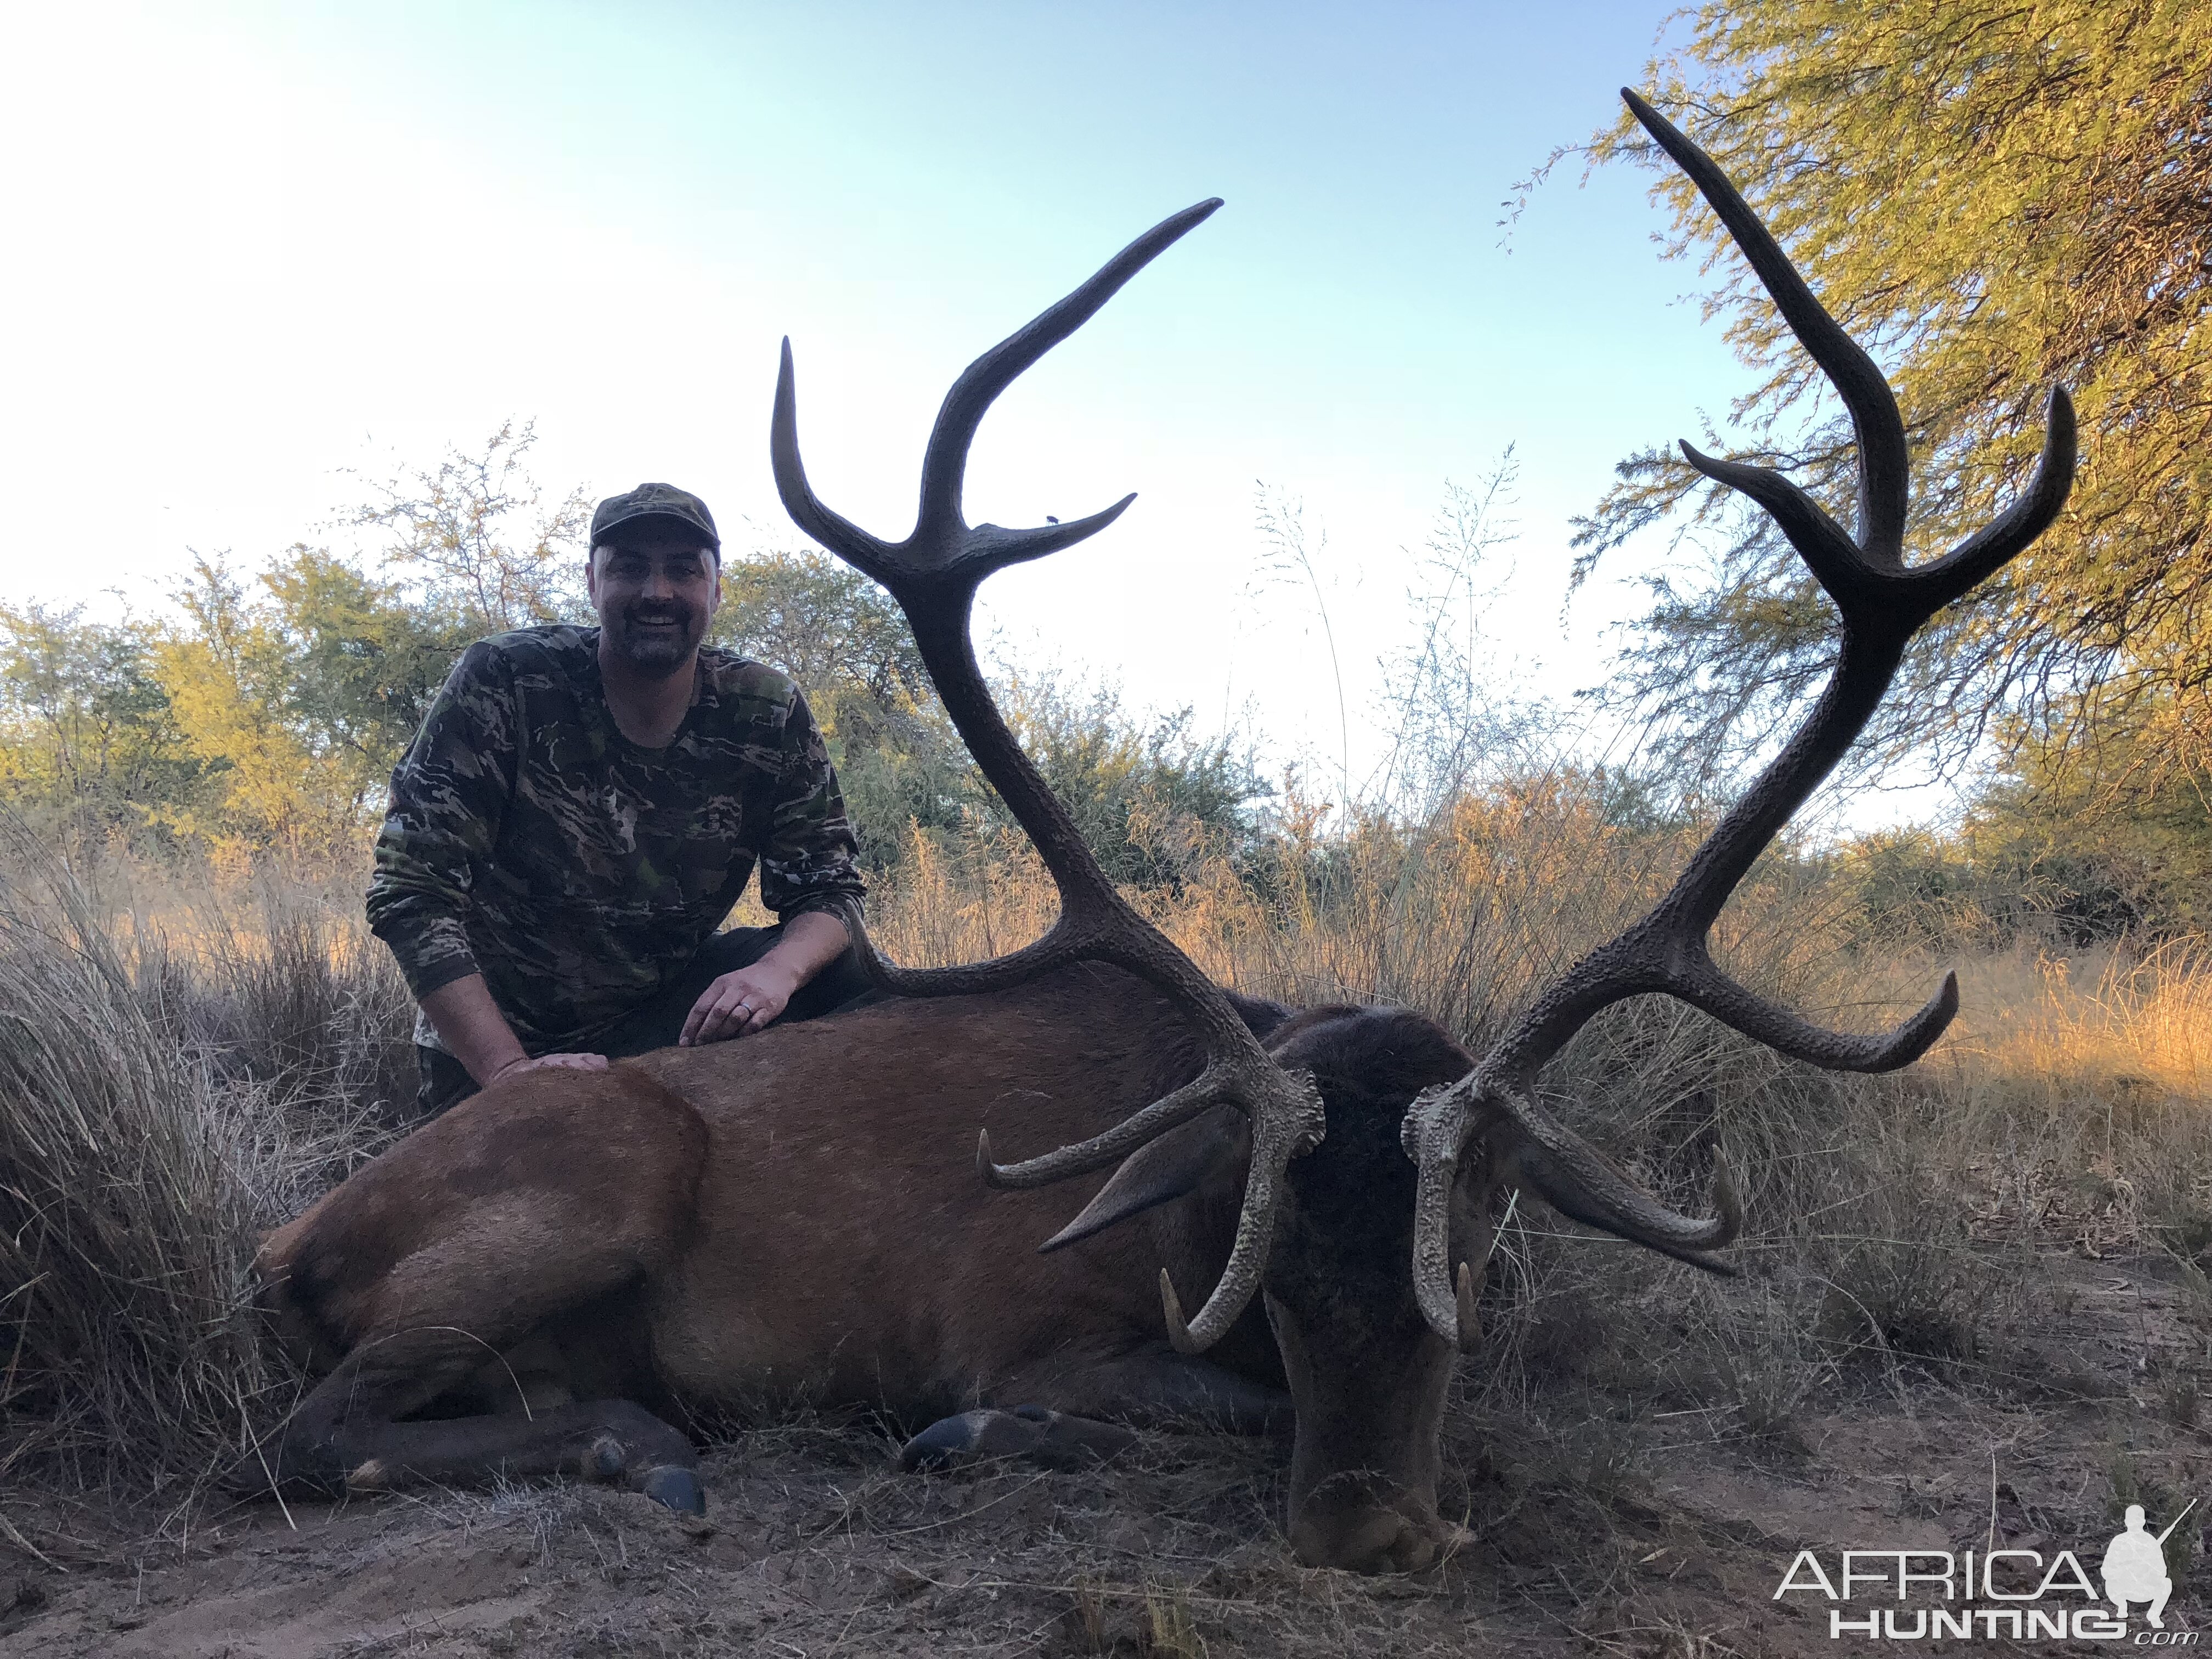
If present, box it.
[365,625,865,1054]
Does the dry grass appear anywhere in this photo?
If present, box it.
[1914,941,2212,1285]
[3,790,2209,1553]
[871,786,1860,1032]
[0,822,413,1497]
[1949,939,2212,1105]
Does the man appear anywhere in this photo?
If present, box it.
[368,481,872,1116]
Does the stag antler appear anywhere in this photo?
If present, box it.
[1401,89,2077,1347]
[771,201,1326,1354]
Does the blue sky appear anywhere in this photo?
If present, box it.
[0,1,1785,798]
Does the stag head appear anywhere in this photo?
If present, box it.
[771,90,2073,1573]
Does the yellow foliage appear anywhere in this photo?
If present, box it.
[1946,943,2212,1108]
[151,631,354,852]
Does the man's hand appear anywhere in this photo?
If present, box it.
[681,910,851,1046]
[422,972,608,1092]
[682,960,803,1046]
[489,1051,610,1084]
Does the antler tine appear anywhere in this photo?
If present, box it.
[1402,91,2078,1346]
[915,198,1224,551]
[1675,442,1867,609]
[1404,1084,1744,1343]
[840,899,1083,1001]
[771,199,1222,594]
[769,345,899,585]
[978,1065,1232,1191]
[1621,88,1909,564]
[1917,386,2078,605]
[1679,956,1959,1073]
[774,338,1143,597]
[771,202,1325,1357]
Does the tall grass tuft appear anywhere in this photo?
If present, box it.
[0,822,413,1492]
[0,826,273,1490]
[1950,941,2212,1107]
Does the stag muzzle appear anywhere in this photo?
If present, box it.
[1263,1286,1463,1573]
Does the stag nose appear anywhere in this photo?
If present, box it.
[1289,1483,1464,1575]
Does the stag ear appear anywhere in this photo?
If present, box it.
[1036,1108,1245,1254]
[1498,1138,1740,1278]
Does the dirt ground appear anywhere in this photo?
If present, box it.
[3,1249,2205,1658]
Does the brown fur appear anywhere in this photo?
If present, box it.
[251,964,1486,1571]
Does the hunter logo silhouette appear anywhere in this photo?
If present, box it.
[2103,1500,2194,1629]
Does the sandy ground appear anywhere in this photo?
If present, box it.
[3,1250,2206,1658]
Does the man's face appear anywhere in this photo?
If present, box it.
[588,530,720,678]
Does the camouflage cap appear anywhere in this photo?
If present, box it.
[590,482,721,551]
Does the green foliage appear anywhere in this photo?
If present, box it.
[713,548,926,706]
[1562,0,2211,797]
[1832,713,2212,946]
[141,551,477,847]
[155,557,403,844]
[707,548,968,868]
[1005,676,1268,889]
[0,428,563,854]
[1827,830,1995,948]
[259,546,473,771]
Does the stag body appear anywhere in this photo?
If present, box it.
[257,970,1479,1572]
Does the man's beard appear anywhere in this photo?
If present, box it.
[604,603,704,676]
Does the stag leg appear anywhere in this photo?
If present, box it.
[900,1406,1137,1472]
[246,1068,710,1512]
[323,1400,705,1513]
[899,1348,1289,1471]
[259,1295,704,1513]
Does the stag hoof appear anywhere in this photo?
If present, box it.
[900,1412,991,1471]
[640,1464,706,1516]
[345,1458,391,1494]
[581,1435,628,1483]
[901,1407,1135,1472]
